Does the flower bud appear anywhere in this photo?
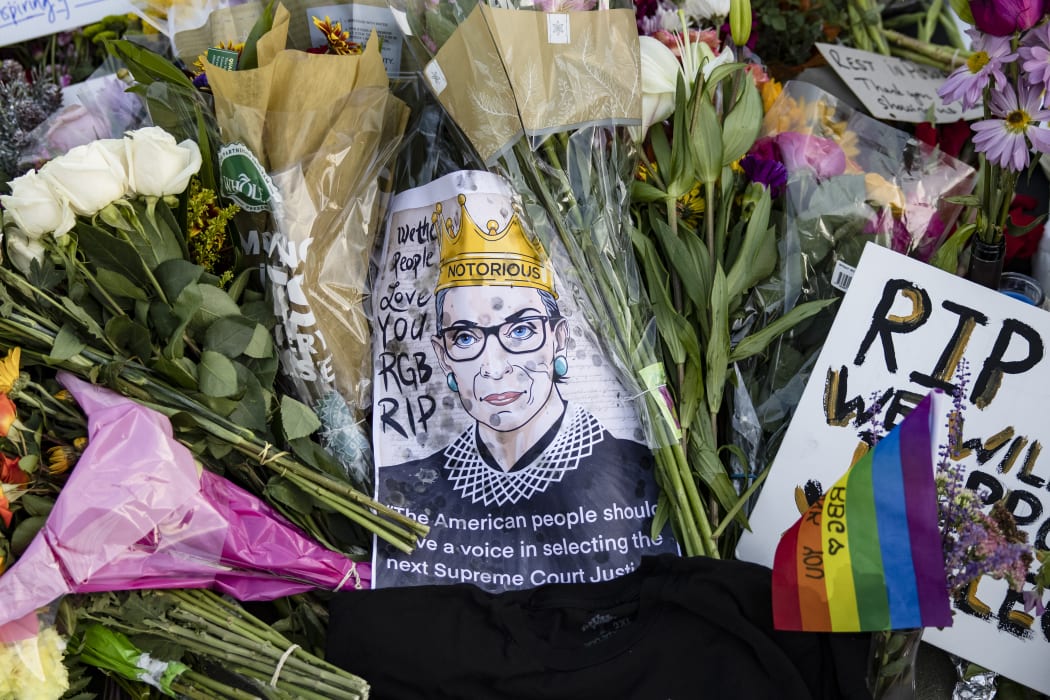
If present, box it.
[730,0,752,47]
[968,0,1043,36]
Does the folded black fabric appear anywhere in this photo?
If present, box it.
[327,554,872,699]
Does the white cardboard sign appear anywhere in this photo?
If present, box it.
[816,43,983,124]
[1,0,132,48]
[737,243,1050,695]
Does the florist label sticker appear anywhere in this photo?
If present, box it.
[218,143,281,213]
[816,43,983,123]
[370,170,676,592]
[737,243,1050,695]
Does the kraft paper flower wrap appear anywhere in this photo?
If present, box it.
[205,4,409,485]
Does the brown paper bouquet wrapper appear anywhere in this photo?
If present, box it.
[205,4,409,425]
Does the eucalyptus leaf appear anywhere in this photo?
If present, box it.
[198,350,239,398]
[280,395,322,441]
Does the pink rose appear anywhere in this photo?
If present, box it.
[773,131,847,180]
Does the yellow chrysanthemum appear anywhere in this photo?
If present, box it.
[312,16,363,55]
[0,626,69,699]
[759,79,782,114]
[676,183,706,229]
[46,446,77,476]
[0,348,20,394]
[73,437,88,451]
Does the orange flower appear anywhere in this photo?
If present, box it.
[0,394,14,438]
[0,487,11,528]
[0,453,26,485]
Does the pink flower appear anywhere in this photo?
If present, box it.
[938,29,1015,111]
[971,81,1050,171]
[772,131,846,180]
[969,0,1045,36]
[1019,21,1050,88]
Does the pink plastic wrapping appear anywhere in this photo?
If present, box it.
[0,373,370,640]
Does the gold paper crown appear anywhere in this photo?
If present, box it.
[434,194,557,297]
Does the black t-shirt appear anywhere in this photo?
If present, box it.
[327,554,872,699]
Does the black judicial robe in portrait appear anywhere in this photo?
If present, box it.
[373,403,678,591]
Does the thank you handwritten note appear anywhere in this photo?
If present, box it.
[816,43,982,124]
[1,0,132,47]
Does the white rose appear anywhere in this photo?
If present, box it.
[0,169,75,238]
[633,36,681,141]
[125,127,202,197]
[41,139,129,216]
[5,227,47,275]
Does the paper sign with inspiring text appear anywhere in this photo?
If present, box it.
[816,43,983,124]
[1,0,132,47]
[369,170,676,592]
[737,243,1050,695]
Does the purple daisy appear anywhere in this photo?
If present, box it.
[971,81,1050,171]
[938,29,1016,111]
[1019,21,1050,90]
[740,153,788,195]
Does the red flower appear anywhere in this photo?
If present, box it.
[914,121,971,159]
[1005,194,1041,263]
[0,394,14,438]
[0,452,26,485]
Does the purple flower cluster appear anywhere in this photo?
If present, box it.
[938,19,1050,171]
[935,359,1034,594]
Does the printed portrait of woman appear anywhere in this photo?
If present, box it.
[371,171,676,591]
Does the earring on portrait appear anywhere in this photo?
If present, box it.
[447,373,459,392]
[553,356,568,378]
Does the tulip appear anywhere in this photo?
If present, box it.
[968,0,1044,36]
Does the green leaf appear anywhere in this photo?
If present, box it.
[280,395,322,441]
[631,180,668,204]
[105,316,153,361]
[690,98,723,185]
[264,477,316,517]
[105,40,194,88]
[154,259,204,302]
[688,432,743,518]
[649,123,672,183]
[151,355,198,390]
[198,350,239,398]
[228,365,269,433]
[20,494,54,517]
[705,264,730,416]
[928,222,977,273]
[729,297,839,362]
[650,493,670,540]
[725,187,776,303]
[51,323,87,362]
[76,222,150,288]
[238,0,275,71]
[243,323,273,359]
[94,268,148,301]
[204,316,257,357]
[11,515,47,555]
[721,75,763,166]
[679,360,704,432]
[189,285,242,335]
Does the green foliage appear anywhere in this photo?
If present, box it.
[751,0,843,68]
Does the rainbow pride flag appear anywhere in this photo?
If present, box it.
[771,393,952,632]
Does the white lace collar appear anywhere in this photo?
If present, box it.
[443,404,605,506]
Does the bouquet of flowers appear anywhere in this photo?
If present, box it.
[390,0,723,555]
[203,3,410,487]
[0,126,426,556]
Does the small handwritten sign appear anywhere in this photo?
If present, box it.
[816,43,983,124]
[1,0,132,47]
